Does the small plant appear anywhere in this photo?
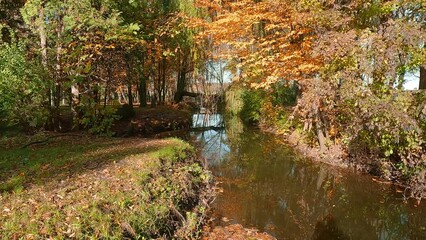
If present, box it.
[78,96,119,136]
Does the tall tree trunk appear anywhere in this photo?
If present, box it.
[156,60,162,105]
[313,76,328,152]
[174,53,187,103]
[71,84,80,128]
[151,92,157,108]
[127,84,133,107]
[151,54,157,108]
[175,70,186,103]
[138,66,147,108]
[92,82,99,104]
[71,85,79,110]
[53,13,64,131]
[420,66,426,90]
[39,4,53,129]
[315,106,327,153]
[126,57,134,107]
[39,6,47,69]
[126,55,133,107]
[104,63,112,108]
[161,57,166,104]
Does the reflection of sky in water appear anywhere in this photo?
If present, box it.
[192,130,230,166]
[191,114,230,166]
[192,114,223,128]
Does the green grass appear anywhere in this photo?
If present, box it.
[0,135,150,192]
[0,136,212,239]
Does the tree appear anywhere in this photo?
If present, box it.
[420,66,426,90]
[195,0,322,145]
[198,0,426,173]
[19,0,138,131]
[195,0,320,89]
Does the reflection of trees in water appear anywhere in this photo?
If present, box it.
[204,128,426,239]
[225,115,244,144]
[312,214,349,240]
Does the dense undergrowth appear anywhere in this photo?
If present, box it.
[0,135,213,239]
[227,84,426,199]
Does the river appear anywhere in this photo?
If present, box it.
[190,114,426,240]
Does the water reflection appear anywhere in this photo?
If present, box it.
[192,115,426,240]
[192,114,230,165]
[312,215,349,240]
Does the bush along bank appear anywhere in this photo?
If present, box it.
[226,84,426,201]
[144,143,214,239]
[0,136,214,239]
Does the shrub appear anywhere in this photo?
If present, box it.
[344,91,425,180]
[0,41,48,131]
[240,90,264,124]
[78,96,119,136]
[116,104,135,120]
[271,80,299,106]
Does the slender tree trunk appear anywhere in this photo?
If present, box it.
[138,65,147,108]
[104,64,112,108]
[315,105,327,152]
[151,92,157,107]
[53,13,64,131]
[161,57,166,104]
[174,53,187,103]
[156,60,162,105]
[420,66,426,90]
[71,86,79,111]
[175,70,186,103]
[151,54,157,108]
[126,57,134,107]
[71,84,80,128]
[39,8,47,68]
[127,84,133,107]
[313,76,327,152]
[93,82,99,104]
[39,5,54,129]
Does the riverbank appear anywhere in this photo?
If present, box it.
[0,134,213,238]
[112,105,193,137]
[260,123,425,201]
[226,84,426,202]
[203,224,276,240]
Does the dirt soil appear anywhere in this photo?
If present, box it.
[203,224,277,240]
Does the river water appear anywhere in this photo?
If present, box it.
[191,114,426,240]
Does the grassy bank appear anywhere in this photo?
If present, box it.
[0,134,212,239]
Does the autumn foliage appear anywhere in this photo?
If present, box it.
[195,0,321,88]
[195,0,426,196]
